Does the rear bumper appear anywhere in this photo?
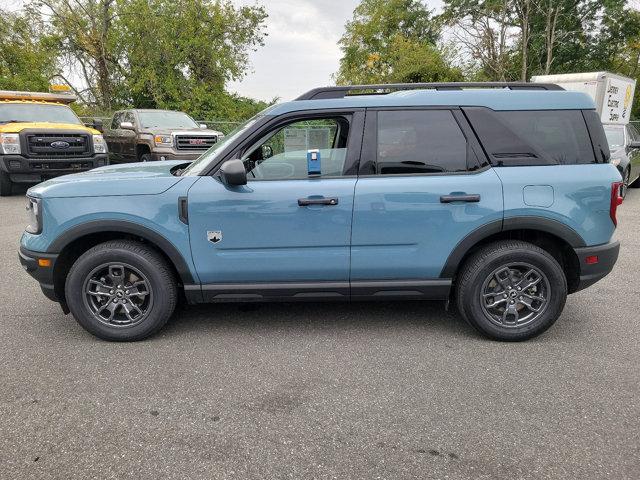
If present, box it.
[1,154,108,182]
[573,241,620,292]
[19,246,59,302]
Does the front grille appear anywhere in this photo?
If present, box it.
[175,135,217,151]
[25,133,90,158]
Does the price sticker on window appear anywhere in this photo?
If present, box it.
[307,149,321,175]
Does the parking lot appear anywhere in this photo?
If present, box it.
[0,188,638,479]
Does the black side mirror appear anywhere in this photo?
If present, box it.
[92,118,104,132]
[219,159,247,186]
[261,145,273,159]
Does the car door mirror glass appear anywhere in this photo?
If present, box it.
[219,159,247,186]
[261,145,273,159]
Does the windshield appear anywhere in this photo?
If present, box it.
[0,103,82,125]
[604,127,625,148]
[181,115,262,176]
[138,111,199,129]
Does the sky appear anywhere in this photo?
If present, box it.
[229,0,443,102]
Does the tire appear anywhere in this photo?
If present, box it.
[456,240,567,341]
[140,153,153,162]
[65,240,177,341]
[622,167,631,197]
[0,170,13,197]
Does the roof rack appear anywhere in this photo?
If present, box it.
[295,82,564,100]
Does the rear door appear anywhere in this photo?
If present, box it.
[627,124,640,182]
[350,108,503,291]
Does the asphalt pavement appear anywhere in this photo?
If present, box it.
[0,186,638,479]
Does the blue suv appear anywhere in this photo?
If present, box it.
[19,83,622,341]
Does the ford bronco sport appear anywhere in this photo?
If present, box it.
[103,109,223,163]
[0,88,108,196]
[19,83,622,342]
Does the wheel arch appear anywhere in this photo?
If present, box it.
[441,217,585,294]
[48,221,195,310]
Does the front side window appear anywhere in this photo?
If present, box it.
[374,110,471,175]
[242,117,350,180]
[111,112,123,129]
[497,110,596,164]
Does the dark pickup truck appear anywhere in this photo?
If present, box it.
[103,109,224,163]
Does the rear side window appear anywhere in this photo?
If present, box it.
[374,110,471,174]
[497,110,596,165]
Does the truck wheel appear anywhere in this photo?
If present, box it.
[65,240,177,341]
[0,170,13,196]
[456,240,567,341]
[140,153,153,162]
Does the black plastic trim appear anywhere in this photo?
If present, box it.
[573,241,620,292]
[440,216,588,278]
[178,197,189,224]
[19,247,58,301]
[47,220,196,284]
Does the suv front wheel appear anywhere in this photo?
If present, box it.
[456,240,567,341]
[65,240,177,341]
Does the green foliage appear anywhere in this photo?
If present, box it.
[0,7,60,92]
[336,0,462,84]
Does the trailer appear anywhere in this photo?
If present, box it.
[531,72,636,125]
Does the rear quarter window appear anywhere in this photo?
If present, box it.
[496,110,596,165]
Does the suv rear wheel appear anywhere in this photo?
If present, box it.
[456,240,567,341]
[65,240,177,341]
[0,170,13,196]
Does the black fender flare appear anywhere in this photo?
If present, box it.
[47,220,196,284]
[440,216,586,278]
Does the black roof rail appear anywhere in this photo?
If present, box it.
[295,82,564,100]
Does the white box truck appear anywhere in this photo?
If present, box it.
[531,72,636,125]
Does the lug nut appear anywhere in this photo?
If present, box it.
[503,294,508,298]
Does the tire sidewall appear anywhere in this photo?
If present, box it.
[66,246,174,341]
[461,247,567,341]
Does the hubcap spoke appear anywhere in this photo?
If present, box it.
[481,263,550,328]
[84,262,153,327]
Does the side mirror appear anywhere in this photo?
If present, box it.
[92,118,104,132]
[200,123,208,129]
[120,121,135,131]
[261,145,273,159]
[219,159,247,186]
[629,140,640,149]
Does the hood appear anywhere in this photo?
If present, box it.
[28,160,189,198]
[0,122,100,135]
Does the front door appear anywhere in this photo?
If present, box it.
[187,112,363,300]
[350,108,504,290]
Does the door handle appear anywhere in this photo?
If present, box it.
[298,197,339,206]
[440,194,481,203]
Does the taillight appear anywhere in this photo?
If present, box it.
[610,181,624,226]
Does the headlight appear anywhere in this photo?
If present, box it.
[25,196,42,235]
[92,134,107,153]
[0,133,21,154]
[610,157,621,166]
[154,135,173,146]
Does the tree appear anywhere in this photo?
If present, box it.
[117,0,267,119]
[0,7,60,92]
[34,0,122,111]
[335,0,462,84]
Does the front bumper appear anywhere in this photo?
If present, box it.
[573,241,620,292]
[1,154,109,182]
[149,150,201,162]
[19,246,59,303]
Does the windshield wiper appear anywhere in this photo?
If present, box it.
[0,120,22,124]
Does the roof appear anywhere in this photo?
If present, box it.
[0,90,76,104]
[265,89,596,116]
